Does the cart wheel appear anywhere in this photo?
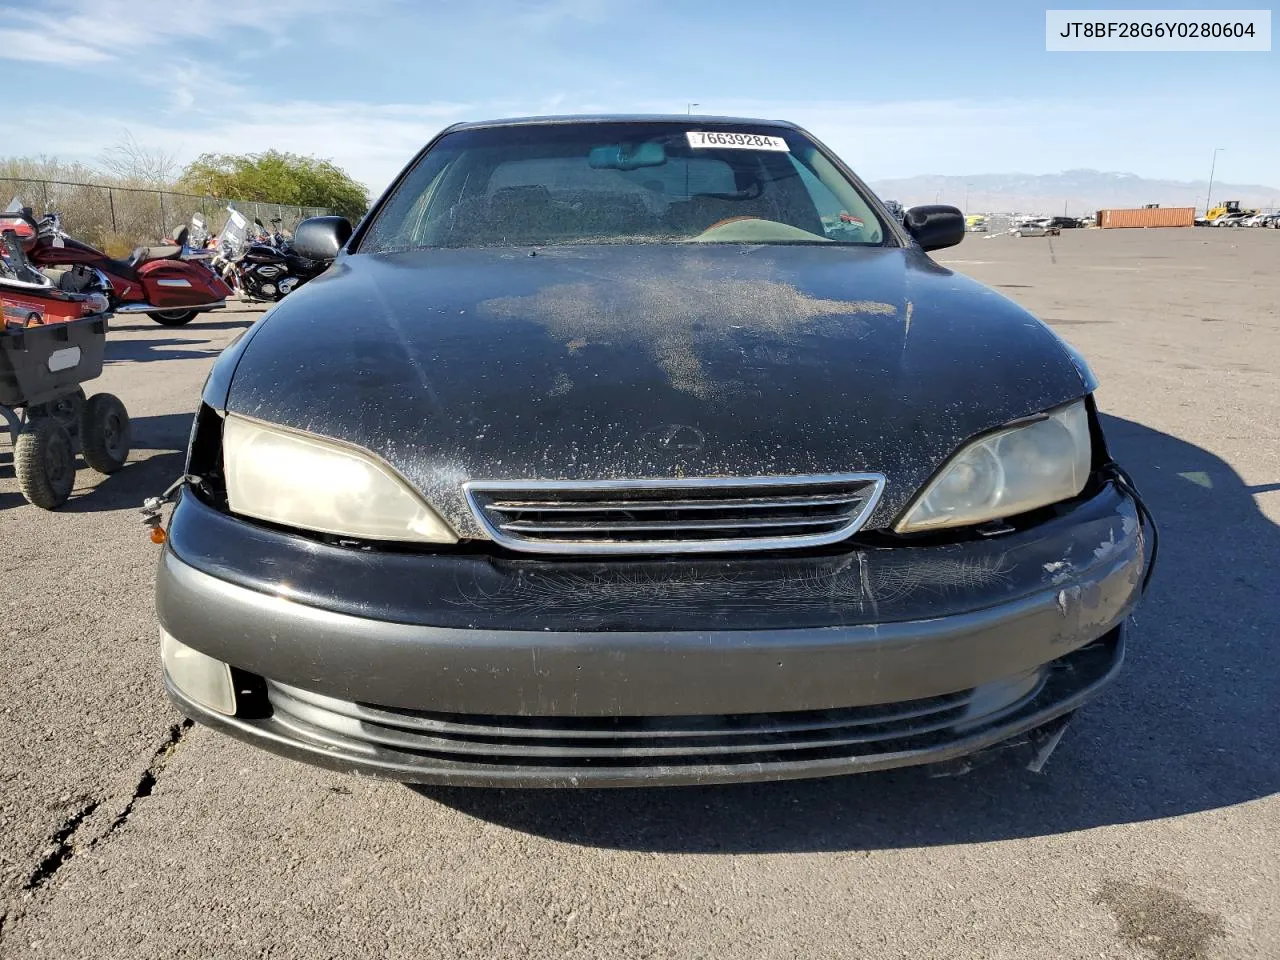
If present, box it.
[80,393,131,474]
[15,418,76,509]
[149,310,197,326]
[46,388,87,438]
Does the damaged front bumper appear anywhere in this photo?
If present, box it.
[156,482,1148,786]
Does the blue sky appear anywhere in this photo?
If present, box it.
[1,0,1275,192]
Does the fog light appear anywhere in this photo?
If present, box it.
[161,629,236,716]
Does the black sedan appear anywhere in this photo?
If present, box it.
[155,116,1153,787]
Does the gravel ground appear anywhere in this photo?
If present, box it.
[1,228,1277,959]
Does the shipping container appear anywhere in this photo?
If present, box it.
[1096,207,1195,229]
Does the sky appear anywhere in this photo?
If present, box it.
[0,0,1275,194]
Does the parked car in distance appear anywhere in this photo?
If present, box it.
[155,115,1153,787]
[1010,220,1061,237]
[1046,216,1081,229]
[1214,213,1250,227]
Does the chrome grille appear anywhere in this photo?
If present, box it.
[463,474,885,554]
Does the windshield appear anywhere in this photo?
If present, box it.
[361,122,888,251]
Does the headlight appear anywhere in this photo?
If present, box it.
[222,415,456,543]
[896,400,1091,532]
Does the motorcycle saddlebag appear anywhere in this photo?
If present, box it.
[137,260,231,308]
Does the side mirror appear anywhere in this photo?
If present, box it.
[293,216,353,261]
[903,205,965,252]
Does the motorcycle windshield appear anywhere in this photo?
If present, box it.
[221,207,249,253]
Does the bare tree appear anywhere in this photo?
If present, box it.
[98,131,177,188]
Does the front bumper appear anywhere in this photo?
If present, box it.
[157,483,1148,786]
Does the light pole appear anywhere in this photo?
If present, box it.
[964,183,972,214]
[687,102,699,115]
[1206,147,1224,215]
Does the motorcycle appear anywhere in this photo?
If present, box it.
[5,199,232,327]
[218,208,331,303]
[1,208,110,326]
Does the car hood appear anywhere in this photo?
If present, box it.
[220,243,1089,534]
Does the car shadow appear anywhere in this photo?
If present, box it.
[105,338,223,364]
[60,412,193,513]
[109,315,261,334]
[416,414,1279,852]
[1,412,190,512]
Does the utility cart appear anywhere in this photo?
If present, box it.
[2,216,131,509]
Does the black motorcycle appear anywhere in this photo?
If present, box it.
[219,212,332,303]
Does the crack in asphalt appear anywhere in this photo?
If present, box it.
[20,799,101,893]
[1,718,195,947]
[91,719,194,850]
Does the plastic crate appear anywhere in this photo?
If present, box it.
[0,312,108,408]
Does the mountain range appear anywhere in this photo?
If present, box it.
[867,169,1280,217]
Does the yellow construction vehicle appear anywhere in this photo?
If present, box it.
[1206,200,1258,221]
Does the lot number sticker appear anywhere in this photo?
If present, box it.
[686,131,790,151]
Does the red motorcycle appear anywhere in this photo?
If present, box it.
[3,203,232,327]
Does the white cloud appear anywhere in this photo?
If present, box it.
[9,90,1265,195]
[0,0,351,63]
[1,0,1272,192]
[8,0,1274,186]
[0,27,112,62]
[4,0,1277,188]
[8,97,477,190]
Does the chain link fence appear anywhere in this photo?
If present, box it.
[0,177,329,257]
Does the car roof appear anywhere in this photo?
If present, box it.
[447,114,803,132]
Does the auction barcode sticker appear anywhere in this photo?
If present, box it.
[687,131,790,151]
[1046,10,1271,50]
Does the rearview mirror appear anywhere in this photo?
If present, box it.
[293,216,353,260]
[903,205,965,252]
[588,141,667,171]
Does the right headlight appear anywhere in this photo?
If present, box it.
[222,414,456,543]
[895,400,1091,533]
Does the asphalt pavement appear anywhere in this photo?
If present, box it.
[1,228,1277,959]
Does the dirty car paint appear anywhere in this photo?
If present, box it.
[218,242,1090,535]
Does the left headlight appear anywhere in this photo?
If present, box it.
[222,414,456,543]
[895,400,1091,533]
